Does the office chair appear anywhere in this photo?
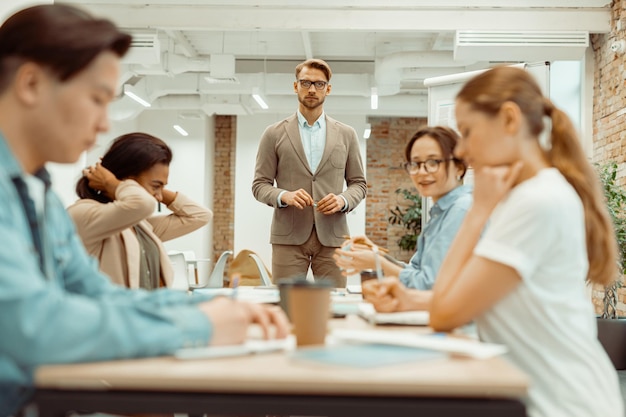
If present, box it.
[247,252,273,287]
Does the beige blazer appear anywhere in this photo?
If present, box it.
[67,180,212,289]
[252,114,367,247]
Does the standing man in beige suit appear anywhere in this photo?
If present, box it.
[252,58,367,287]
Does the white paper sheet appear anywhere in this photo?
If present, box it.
[332,328,507,359]
[357,303,430,326]
[175,335,295,360]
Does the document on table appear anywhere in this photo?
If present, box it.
[357,302,430,326]
[332,328,507,359]
[194,287,280,304]
[346,284,362,294]
[175,335,295,360]
[194,287,355,305]
[290,342,445,368]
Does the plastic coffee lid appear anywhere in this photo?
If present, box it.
[276,277,308,286]
[289,280,333,288]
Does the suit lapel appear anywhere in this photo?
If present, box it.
[316,115,337,174]
[285,114,313,174]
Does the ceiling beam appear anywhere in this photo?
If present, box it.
[64,4,611,33]
[164,30,198,58]
[67,1,610,8]
[301,31,313,60]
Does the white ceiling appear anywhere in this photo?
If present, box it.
[62,0,611,120]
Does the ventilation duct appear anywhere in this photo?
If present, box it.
[454,31,589,61]
[374,51,477,96]
[123,31,161,65]
[205,54,239,84]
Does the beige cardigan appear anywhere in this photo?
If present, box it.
[67,180,212,288]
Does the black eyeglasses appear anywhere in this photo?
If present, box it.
[298,79,328,90]
[403,158,453,174]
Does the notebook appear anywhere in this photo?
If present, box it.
[290,342,445,368]
[175,336,294,360]
[346,284,362,294]
[332,328,507,359]
[357,302,430,326]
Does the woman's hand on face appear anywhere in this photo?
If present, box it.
[199,297,291,346]
[82,161,120,199]
[472,161,524,216]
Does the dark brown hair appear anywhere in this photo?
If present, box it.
[456,65,618,285]
[404,126,468,179]
[295,59,332,81]
[0,4,131,92]
[76,132,172,203]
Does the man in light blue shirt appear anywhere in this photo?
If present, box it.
[0,5,287,415]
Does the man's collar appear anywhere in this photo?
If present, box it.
[297,110,325,127]
[0,132,51,187]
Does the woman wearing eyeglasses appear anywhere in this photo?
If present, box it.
[334,126,471,311]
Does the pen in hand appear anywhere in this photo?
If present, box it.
[231,274,240,300]
[371,244,384,282]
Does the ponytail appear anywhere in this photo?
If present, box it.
[76,175,111,203]
[545,99,618,285]
[457,66,619,286]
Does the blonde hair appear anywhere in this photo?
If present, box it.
[457,66,618,285]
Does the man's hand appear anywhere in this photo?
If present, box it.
[198,297,291,346]
[316,193,345,214]
[281,189,314,209]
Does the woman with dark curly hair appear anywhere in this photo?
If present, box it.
[68,132,211,289]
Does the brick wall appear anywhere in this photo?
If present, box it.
[591,0,626,315]
[212,115,236,264]
[591,0,626,183]
[365,117,427,262]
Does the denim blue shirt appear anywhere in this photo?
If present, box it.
[399,185,473,290]
[0,133,213,416]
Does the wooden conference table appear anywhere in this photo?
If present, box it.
[33,310,529,417]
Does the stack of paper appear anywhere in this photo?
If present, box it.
[194,287,280,304]
[357,302,430,326]
[175,336,294,360]
[332,328,507,359]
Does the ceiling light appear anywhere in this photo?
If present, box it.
[363,123,371,139]
[124,86,151,107]
[173,124,188,136]
[370,87,378,110]
[252,88,269,110]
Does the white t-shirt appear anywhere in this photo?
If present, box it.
[474,168,624,417]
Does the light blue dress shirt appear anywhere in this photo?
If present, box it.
[296,110,326,172]
[0,133,213,415]
[398,185,473,290]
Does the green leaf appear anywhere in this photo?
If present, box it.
[388,188,422,251]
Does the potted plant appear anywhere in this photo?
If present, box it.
[595,161,626,369]
[388,187,422,252]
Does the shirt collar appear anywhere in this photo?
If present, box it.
[430,184,472,217]
[0,131,51,188]
[297,111,325,128]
